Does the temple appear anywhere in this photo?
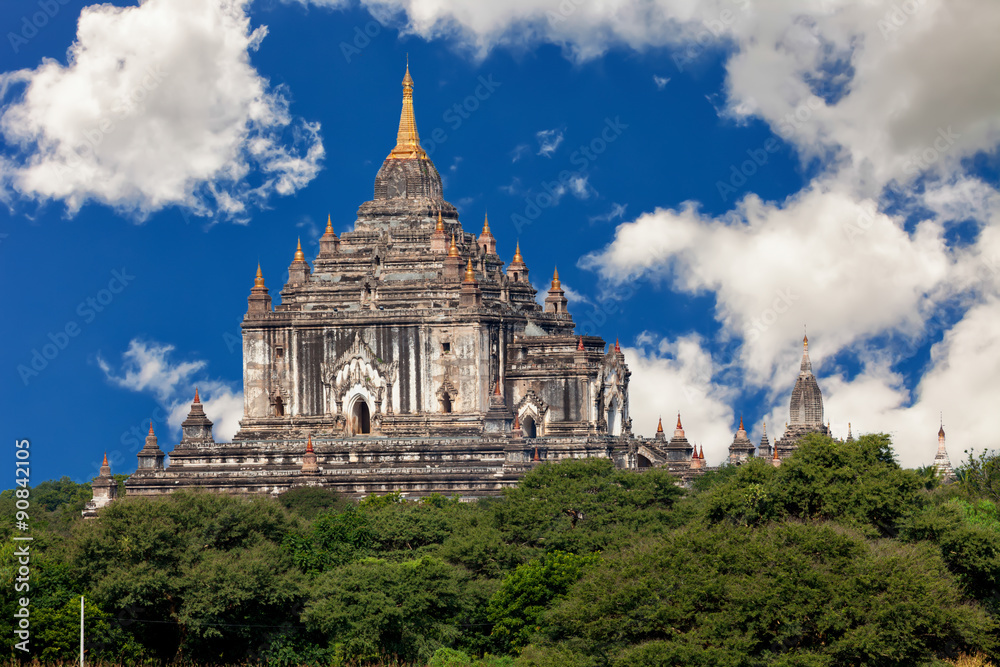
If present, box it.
[933,419,955,480]
[84,66,938,514]
[770,334,830,457]
[116,64,646,500]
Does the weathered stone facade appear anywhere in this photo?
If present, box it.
[85,67,889,512]
[114,65,691,501]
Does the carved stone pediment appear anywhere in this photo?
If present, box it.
[515,389,548,416]
[321,331,399,414]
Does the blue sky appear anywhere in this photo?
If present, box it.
[2,0,997,483]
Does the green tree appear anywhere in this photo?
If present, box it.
[956,450,1000,504]
[493,458,685,554]
[303,555,491,663]
[487,551,601,654]
[703,434,924,537]
[538,522,996,666]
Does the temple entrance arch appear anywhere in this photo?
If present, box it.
[521,414,537,438]
[349,397,371,435]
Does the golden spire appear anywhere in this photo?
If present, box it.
[325,214,334,235]
[388,60,427,160]
[463,258,476,283]
[656,417,664,433]
[436,208,445,232]
[102,452,108,466]
[294,238,305,262]
[306,434,314,453]
[254,263,265,288]
[551,266,561,289]
[512,241,524,265]
[482,210,491,235]
[448,233,460,258]
[676,413,683,430]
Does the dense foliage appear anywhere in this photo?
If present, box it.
[2,435,998,666]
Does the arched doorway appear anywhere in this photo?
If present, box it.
[440,392,452,413]
[521,414,537,438]
[351,399,371,435]
[274,395,284,417]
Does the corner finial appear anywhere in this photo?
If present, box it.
[102,452,108,466]
[803,325,808,348]
[512,241,524,265]
[657,417,664,433]
[294,237,305,262]
[762,421,767,435]
[325,213,334,235]
[254,263,265,288]
[739,414,744,431]
[483,209,490,234]
[448,233,460,258]
[148,421,155,436]
[306,434,314,453]
[436,208,444,232]
[615,337,621,353]
[676,412,683,430]
[194,387,200,403]
[577,335,585,351]
[463,258,476,283]
[551,266,561,289]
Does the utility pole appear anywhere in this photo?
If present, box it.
[80,596,84,667]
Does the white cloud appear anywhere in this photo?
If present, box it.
[568,173,593,199]
[99,339,243,442]
[624,335,736,466]
[510,143,530,162]
[653,75,670,90]
[581,184,956,385]
[536,128,564,157]
[0,0,323,221]
[589,202,627,224]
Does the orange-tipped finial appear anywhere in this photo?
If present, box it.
[306,435,314,453]
[698,445,705,460]
[254,263,265,288]
[551,267,561,289]
[294,238,305,262]
[513,413,520,429]
[463,258,477,283]
[656,417,664,433]
[615,337,621,353]
[102,452,109,466]
[436,208,445,232]
[577,336,585,351]
[676,413,683,430]
[194,387,200,403]
[512,241,524,265]
[148,421,155,436]
[739,414,744,431]
[448,233,460,258]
